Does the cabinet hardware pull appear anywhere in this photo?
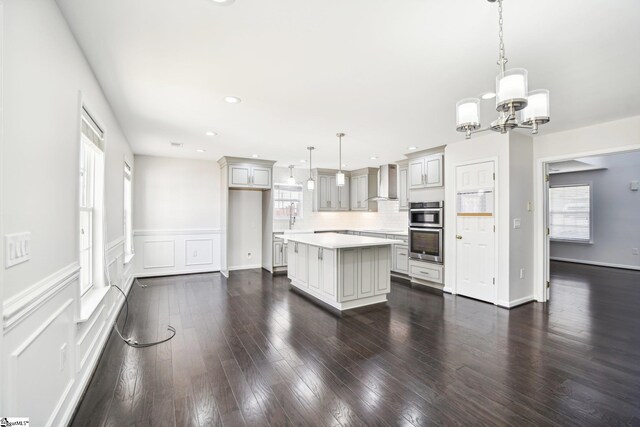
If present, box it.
[456,234,463,240]
[420,270,431,275]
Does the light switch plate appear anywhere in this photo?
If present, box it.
[5,232,32,268]
[513,218,521,229]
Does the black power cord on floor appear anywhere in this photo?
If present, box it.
[111,282,176,348]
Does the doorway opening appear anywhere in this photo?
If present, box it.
[537,147,640,302]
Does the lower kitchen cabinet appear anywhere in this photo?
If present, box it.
[409,259,443,284]
[308,245,336,297]
[288,241,308,285]
[273,239,288,267]
[392,244,409,274]
[339,246,390,301]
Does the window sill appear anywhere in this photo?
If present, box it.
[124,253,135,265]
[76,286,110,323]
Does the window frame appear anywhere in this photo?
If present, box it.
[548,182,594,244]
[273,183,304,221]
[123,160,134,264]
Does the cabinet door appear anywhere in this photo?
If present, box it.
[287,242,297,280]
[283,243,288,265]
[356,176,367,210]
[425,155,443,187]
[296,243,308,285]
[409,159,426,189]
[319,175,331,210]
[358,247,376,298]
[329,176,338,209]
[230,165,251,187]
[340,248,359,301]
[273,242,283,267]
[393,245,409,274]
[398,167,409,210]
[307,246,320,291]
[252,166,271,188]
[375,246,391,295]
[338,177,350,210]
[350,177,358,210]
[321,249,336,297]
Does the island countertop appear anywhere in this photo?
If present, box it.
[283,232,403,249]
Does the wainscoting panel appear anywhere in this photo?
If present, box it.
[1,236,135,427]
[134,229,221,277]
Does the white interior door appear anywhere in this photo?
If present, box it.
[455,161,496,303]
[543,162,551,301]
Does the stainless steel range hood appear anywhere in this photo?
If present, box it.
[365,164,397,202]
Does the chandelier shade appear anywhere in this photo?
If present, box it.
[336,171,345,187]
[520,89,550,125]
[456,98,481,131]
[307,178,315,190]
[496,68,528,112]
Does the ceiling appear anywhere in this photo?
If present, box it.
[56,0,640,169]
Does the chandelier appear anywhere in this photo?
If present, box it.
[456,0,550,139]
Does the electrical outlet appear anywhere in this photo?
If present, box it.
[247,252,252,259]
[193,251,198,257]
[519,268,525,279]
[527,201,533,212]
[632,248,639,256]
[513,218,521,229]
[60,343,67,371]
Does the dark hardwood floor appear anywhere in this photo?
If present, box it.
[71,261,640,426]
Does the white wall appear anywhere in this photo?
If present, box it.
[549,151,640,269]
[228,190,263,270]
[533,115,640,300]
[2,0,135,425]
[132,155,221,276]
[272,166,409,231]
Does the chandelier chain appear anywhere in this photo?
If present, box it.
[497,0,507,71]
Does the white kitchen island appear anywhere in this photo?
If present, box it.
[285,232,402,311]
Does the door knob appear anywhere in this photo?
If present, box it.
[456,234,463,240]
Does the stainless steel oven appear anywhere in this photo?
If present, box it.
[409,227,443,263]
[409,201,443,228]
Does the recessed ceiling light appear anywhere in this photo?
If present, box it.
[170,142,183,148]
[342,164,347,167]
[481,92,496,100]
[210,0,235,5]
[251,154,259,158]
[300,159,307,163]
[205,131,217,136]
[370,156,378,160]
[408,146,417,150]
[196,149,206,153]
[224,96,241,104]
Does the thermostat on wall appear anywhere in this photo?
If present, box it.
[631,180,639,191]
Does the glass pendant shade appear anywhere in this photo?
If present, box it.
[287,176,296,185]
[336,171,345,187]
[307,178,315,190]
[496,68,528,112]
[456,98,481,131]
[521,89,550,125]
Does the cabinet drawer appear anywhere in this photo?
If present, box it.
[409,261,443,283]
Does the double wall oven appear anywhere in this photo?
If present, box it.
[408,201,444,263]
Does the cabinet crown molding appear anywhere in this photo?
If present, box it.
[217,156,277,168]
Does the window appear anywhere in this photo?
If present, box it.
[273,183,303,220]
[123,161,134,263]
[549,184,592,242]
[79,107,105,295]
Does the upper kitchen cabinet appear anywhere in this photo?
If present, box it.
[350,168,378,212]
[218,156,276,190]
[397,160,409,210]
[312,169,350,212]
[409,153,443,189]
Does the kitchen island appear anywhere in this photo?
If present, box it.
[285,232,402,310]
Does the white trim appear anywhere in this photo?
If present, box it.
[134,268,220,278]
[2,263,80,331]
[497,295,535,309]
[134,228,222,236]
[551,257,640,271]
[107,236,124,251]
[534,143,640,303]
[228,264,262,271]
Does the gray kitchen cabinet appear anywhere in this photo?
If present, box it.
[228,163,272,189]
[398,164,409,210]
[350,168,378,212]
[392,244,409,274]
[313,169,350,212]
[409,154,443,189]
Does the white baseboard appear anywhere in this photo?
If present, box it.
[134,268,220,278]
[228,264,262,271]
[551,257,640,271]
[497,295,535,308]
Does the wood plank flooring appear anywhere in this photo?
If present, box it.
[71,261,640,426]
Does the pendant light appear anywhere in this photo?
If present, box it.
[336,133,345,187]
[455,0,550,139]
[287,165,296,185]
[306,146,315,190]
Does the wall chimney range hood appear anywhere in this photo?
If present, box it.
[366,164,398,202]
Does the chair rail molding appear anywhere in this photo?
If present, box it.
[3,262,80,332]
[133,228,222,236]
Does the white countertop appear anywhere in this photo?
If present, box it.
[274,228,408,236]
[283,232,403,249]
